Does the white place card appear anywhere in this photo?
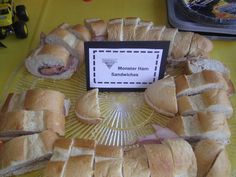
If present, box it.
[85,41,169,91]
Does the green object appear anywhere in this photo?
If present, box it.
[0,0,29,39]
[0,41,6,47]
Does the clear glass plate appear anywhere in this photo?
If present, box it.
[1,63,236,177]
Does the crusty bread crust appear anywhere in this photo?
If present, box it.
[175,70,228,98]
[70,24,91,41]
[24,88,65,115]
[172,31,194,59]
[123,147,150,177]
[144,77,178,117]
[144,144,174,177]
[38,44,70,65]
[188,33,213,58]
[145,26,165,41]
[95,145,123,158]
[123,17,140,41]
[134,20,153,41]
[194,139,224,177]
[163,139,197,177]
[107,18,123,41]
[75,89,102,124]
[84,18,107,37]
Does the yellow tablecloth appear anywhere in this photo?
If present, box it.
[0,0,236,176]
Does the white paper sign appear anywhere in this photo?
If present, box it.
[85,41,169,91]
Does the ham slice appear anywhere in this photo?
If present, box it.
[137,124,179,144]
[38,56,78,76]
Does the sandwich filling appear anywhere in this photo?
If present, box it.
[38,56,78,76]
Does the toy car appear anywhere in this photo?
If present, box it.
[0,0,29,39]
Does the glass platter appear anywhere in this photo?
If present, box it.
[1,63,236,177]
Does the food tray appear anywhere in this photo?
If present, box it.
[167,0,236,39]
[1,61,236,177]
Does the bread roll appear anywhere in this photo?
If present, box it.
[94,145,123,177]
[167,112,231,144]
[145,25,165,41]
[123,147,150,177]
[43,161,65,177]
[171,31,194,59]
[69,24,91,41]
[206,150,231,177]
[0,130,59,177]
[144,77,178,117]
[177,89,233,118]
[0,110,65,138]
[134,20,153,41]
[186,58,230,79]
[144,144,174,177]
[160,28,178,56]
[1,88,70,116]
[175,70,228,98]
[163,139,197,177]
[84,18,107,41]
[188,33,213,58]
[43,138,96,177]
[123,17,140,41]
[107,18,123,41]
[75,89,102,124]
[194,139,231,177]
[44,27,81,58]
[25,88,67,115]
[194,139,224,177]
[25,44,78,79]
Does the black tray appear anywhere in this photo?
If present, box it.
[167,0,236,40]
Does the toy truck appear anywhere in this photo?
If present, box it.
[0,0,29,39]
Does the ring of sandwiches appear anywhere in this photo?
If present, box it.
[24,17,213,80]
[0,17,234,177]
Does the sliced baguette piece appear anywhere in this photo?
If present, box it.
[50,138,73,161]
[0,110,65,138]
[205,149,231,177]
[186,59,234,97]
[144,77,178,117]
[188,33,213,58]
[177,89,233,118]
[0,130,59,177]
[194,139,225,177]
[144,144,174,177]
[75,89,102,124]
[163,139,197,177]
[145,25,165,41]
[175,70,228,98]
[25,44,78,80]
[107,18,123,41]
[160,28,178,56]
[24,88,67,116]
[171,31,194,59]
[69,24,91,41]
[1,88,70,116]
[43,161,65,177]
[123,146,150,177]
[123,17,140,41]
[134,20,153,41]
[70,139,96,156]
[44,27,81,58]
[64,155,94,177]
[84,18,107,41]
[167,112,231,144]
[94,145,123,177]
[186,58,230,79]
